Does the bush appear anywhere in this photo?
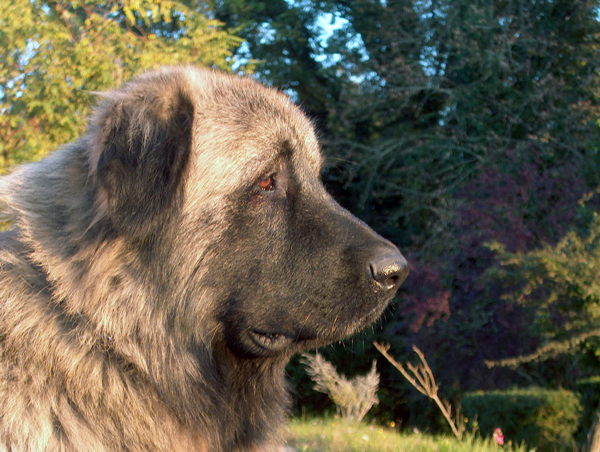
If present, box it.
[462,387,581,452]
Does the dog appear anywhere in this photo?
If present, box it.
[0,66,408,451]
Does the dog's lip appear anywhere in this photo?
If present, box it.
[248,330,295,352]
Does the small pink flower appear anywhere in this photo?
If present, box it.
[493,427,504,446]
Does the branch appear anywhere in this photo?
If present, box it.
[374,342,465,441]
[485,329,600,369]
[47,1,80,41]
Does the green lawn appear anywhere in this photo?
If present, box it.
[286,418,531,452]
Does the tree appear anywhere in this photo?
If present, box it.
[0,0,241,171]
[320,0,600,255]
[208,0,336,126]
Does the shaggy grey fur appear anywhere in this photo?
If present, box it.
[0,66,408,451]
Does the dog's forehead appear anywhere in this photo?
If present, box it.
[184,68,323,178]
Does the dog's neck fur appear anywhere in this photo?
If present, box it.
[0,143,289,451]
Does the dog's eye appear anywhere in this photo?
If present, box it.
[258,174,276,191]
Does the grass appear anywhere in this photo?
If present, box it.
[286,418,531,452]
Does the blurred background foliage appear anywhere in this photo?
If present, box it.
[2,0,600,444]
[0,0,242,168]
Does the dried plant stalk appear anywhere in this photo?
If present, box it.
[374,342,465,441]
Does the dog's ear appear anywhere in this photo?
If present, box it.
[92,83,194,238]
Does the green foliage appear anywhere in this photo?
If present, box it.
[462,387,582,452]
[0,0,242,171]
[485,211,600,362]
[287,417,529,452]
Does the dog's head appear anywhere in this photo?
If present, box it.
[89,66,409,359]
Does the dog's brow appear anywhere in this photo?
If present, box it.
[280,140,293,156]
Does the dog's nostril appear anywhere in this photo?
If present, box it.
[369,252,410,293]
[383,274,399,290]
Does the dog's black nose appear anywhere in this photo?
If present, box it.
[369,251,410,294]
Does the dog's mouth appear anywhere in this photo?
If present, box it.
[248,330,295,353]
[244,303,390,356]
[229,300,390,358]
